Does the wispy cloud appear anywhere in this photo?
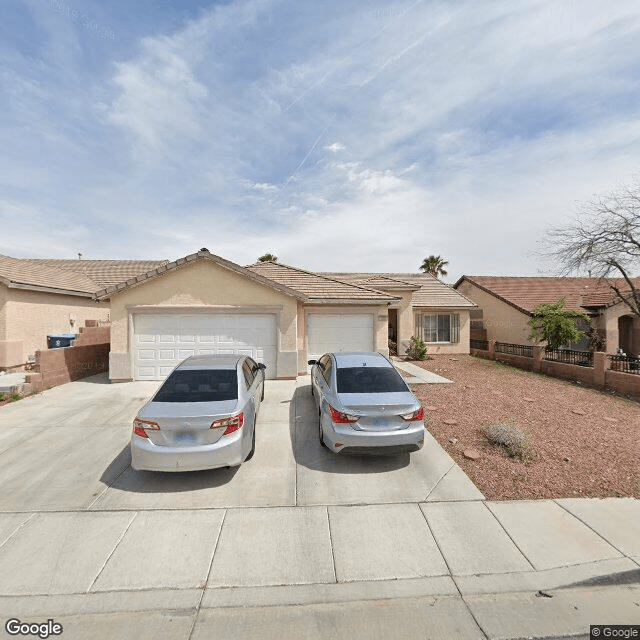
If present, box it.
[1,0,640,278]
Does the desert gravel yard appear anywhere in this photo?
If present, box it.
[411,355,640,501]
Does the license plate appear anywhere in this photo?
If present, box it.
[174,432,197,445]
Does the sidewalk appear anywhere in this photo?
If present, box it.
[392,357,453,384]
[0,497,638,639]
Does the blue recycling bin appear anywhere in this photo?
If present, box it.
[47,334,76,349]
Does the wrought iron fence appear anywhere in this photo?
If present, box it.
[470,339,489,351]
[608,354,640,375]
[544,347,593,367]
[495,342,533,358]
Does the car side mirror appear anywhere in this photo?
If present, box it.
[258,363,266,370]
[307,359,317,365]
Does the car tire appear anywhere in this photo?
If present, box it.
[260,385,264,402]
[319,409,327,448]
[311,383,315,398]
[245,424,256,461]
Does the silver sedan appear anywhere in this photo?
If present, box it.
[131,354,265,472]
[308,352,425,454]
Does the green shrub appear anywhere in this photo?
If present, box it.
[0,392,5,402]
[10,393,20,402]
[405,336,429,360]
[485,420,536,463]
[388,339,397,356]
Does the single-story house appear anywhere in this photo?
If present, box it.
[0,255,165,370]
[96,250,476,381]
[1,249,476,379]
[454,275,640,355]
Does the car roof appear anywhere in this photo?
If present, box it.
[331,352,393,368]
[176,354,245,369]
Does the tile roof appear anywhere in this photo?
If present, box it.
[323,272,476,308]
[0,255,99,296]
[454,276,638,314]
[247,262,399,303]
[27,259,168,288]
[96,251,307,300]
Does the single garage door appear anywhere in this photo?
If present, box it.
[307,313,374,365]
[133,313,277,380]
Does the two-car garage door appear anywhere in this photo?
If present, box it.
[134,314,277,380]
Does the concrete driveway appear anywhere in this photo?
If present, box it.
[0,375,639,640]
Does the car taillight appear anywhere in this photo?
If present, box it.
[329,406,359,424]
[401,407,424,422]
[133,418,160,438]
[210,412,244,435]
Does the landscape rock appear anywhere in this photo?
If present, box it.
[463,449,481,461]
[443,419,458,426]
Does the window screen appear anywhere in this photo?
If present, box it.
[419,314,460,343]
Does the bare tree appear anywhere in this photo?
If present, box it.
[542,181,640,317]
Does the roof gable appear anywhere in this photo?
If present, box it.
[95,250,307,301]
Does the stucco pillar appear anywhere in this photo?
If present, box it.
[532,345,543,373]
[593,351,608,388]
[488,339,495,360]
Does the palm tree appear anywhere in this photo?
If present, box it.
[258,253,278,263]
[420,255,449,279]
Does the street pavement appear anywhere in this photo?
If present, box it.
[0,374,638,639]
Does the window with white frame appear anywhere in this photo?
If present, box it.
[418,313,460,343]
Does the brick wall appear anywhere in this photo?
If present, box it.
[471,340,640,401]
[25,322,110,393]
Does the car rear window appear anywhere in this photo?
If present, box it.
[153,369,238,403]
[336,367,408,394]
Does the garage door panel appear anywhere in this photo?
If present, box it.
[134,314,277,380]
[307,314,374,366]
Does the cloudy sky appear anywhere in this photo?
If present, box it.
[2,0,640,281]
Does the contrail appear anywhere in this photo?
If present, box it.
[283,114,337,189]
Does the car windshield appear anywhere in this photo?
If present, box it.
[336,367,408,394]
[153,369,238,403]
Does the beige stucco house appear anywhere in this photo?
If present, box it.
[1,249,476,379]
[454,275,640,355]
[96,250,476,381]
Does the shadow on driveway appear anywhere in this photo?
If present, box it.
[290,384,410,475]
[99,444,239,494]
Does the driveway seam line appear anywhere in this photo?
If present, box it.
[553,499,627,560]
[87,511,138,592]
[325,506,338,584]
[86,460,132,511]
[188,508,228,640]
[0,513,37,551]
[0,427,51,460]
[482,502,537,571]
[417,505,490,639]
[422,462,455,502]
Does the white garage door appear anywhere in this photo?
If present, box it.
[307,313,374,365]
[133,314,277,380]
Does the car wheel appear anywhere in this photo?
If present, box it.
[311,383,315,397]
[260,385,264,402]
[318,409,327,448]
[245,424,256,461]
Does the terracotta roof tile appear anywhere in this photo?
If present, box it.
[248,263,398,303]
[323,272,476,308]
[28,259,169,288]
[0,255,99,295]
[456,276,639,313]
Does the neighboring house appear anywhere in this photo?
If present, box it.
[454,275,640,355]
[0,256,166,371]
